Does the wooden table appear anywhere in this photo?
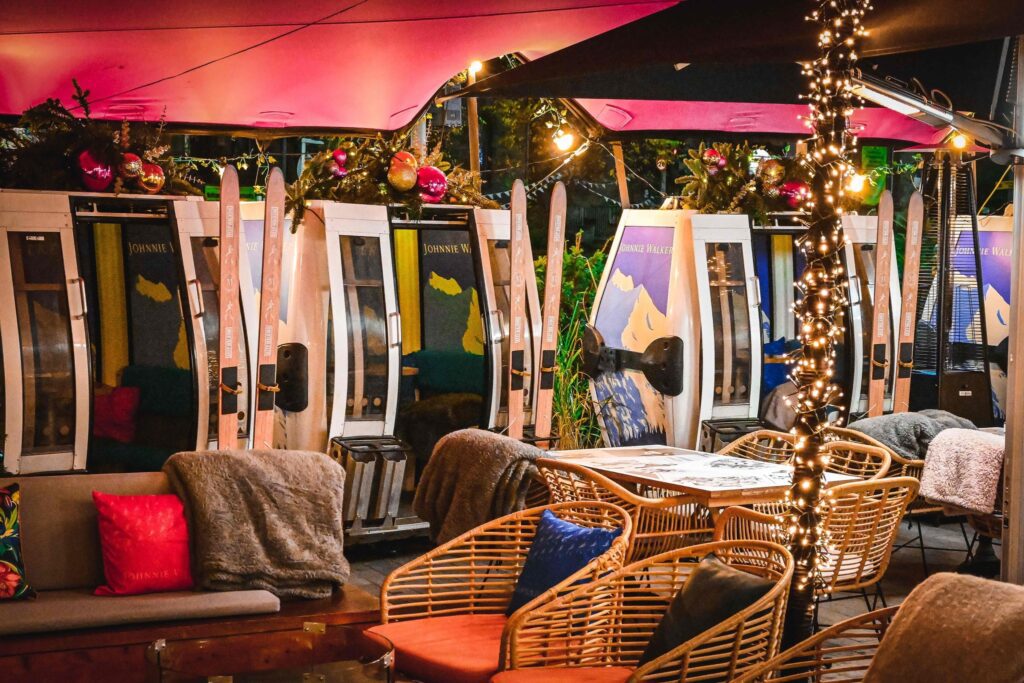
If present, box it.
[549,445,856,513]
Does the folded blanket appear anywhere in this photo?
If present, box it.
[920,428,1004,514]
[866,573,1024,683]
[919,408,977,431]
[848,413,941,460]
[164,450,350,599]
[413,429,541,544]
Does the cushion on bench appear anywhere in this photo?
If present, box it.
[370,613,507,683]
[0,588,280,636]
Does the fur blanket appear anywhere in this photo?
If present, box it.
[848,409,975,460]
[164,450,350,599]
[413,429,541,544]
[920,428,1004,514]
[866,573,1024,683]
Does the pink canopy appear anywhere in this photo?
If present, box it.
[576,99,951,144]
[1,1,674,132]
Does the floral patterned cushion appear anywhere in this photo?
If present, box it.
[0,484,35,600]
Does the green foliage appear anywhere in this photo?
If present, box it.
[676,141,759,214]
[535,231,607,449]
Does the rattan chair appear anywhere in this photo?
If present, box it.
[717,429,797,463]
[820,440,891,480]
[372,501,632,683]
[537,457,713,562]
[501,540,794,682]
[732,606,897,682]
[715,477,918,610]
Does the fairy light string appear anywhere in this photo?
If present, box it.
[785,0,872,612]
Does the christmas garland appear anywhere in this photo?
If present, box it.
[286,134,497,226]
[0,81,200,196]
[675,141,811,220]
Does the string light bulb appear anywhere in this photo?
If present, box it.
[468,60,483,76]
[950,132,968,150]
[553,130,576,152]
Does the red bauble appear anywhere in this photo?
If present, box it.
[332,148,348,168]
[702,148,722,167]
[138,163,165,194]
[416,165,447,200]
[391,151,417,168]
[326,159,348,179]
[78,149,114,192]
[780,180,811,209]
[120,152,143,179]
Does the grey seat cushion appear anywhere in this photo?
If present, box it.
[0,588,280,636]
[0,472,170,590]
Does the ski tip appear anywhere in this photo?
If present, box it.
[267,166,285,189]
[221,165,239,184]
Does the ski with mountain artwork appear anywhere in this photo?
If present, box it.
[867,189,894,416]
[506,179,528,440]
[893,190,924,414]
[217,165,242,448]
[534,181,567,448]
[252,168,286,448]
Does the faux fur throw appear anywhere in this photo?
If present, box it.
[866,573,1024,683]
[164,450,350,599]
[413,429,541,544]
[920,428,1004,514]
[848,409,974,460]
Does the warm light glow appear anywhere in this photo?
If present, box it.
[553,130,576,152]
[951,132,968,150]
[846,173,867,193]
[468,60,483,75]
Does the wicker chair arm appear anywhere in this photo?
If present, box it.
[732,606,898,682]
[713,505,783,543]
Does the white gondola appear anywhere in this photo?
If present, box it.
[588,209,701,449]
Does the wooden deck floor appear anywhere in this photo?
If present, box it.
[347,515,999,626]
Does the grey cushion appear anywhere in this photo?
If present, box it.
[0,472,170,590]
[0,588,280,636]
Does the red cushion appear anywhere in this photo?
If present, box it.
[92,386,141,443]
[491,667,633,683]
[92,491,193,596]
[369,614,507,683]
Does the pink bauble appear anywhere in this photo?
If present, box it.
[78,149,114,192]
[332,148,348,168]
[326,159,348,178]
[416,165,447,198]
[781,180,811,208]
[420,189,445,204]
[717,157,727,168]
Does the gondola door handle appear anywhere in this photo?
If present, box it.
[188,279,205,319]
[388,311,402,349]
[72,278,88,320]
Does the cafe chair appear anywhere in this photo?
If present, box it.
[537,457,713,562]
[821,440,891,480]
[717,429,797,463]
[715,477,919,614]
[496,540,794,683]
[828,426,968,575]
[371,501,632,683]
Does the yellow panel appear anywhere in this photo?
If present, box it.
[93,223,128,387]
[394,229,421,355]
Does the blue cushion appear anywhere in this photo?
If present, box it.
[506,509,621,615]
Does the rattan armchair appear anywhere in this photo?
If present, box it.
[503,540,794,682]
[821,440,891,480]
[715,477,919,602]
[718,429,797,463]
[379,501,632,624]
[732,606,897,682]
[537,457,713,562]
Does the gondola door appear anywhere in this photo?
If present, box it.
[175,199,254,449]
[691,215,762,424]
[0,192,88,473]
[325,203,399,438]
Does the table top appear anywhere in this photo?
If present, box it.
[549,445,856,508]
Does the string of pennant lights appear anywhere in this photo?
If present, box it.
[784,0,873,627]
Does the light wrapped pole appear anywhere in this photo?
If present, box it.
[784,0,871,644]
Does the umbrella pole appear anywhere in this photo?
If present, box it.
[1002,35,1024,585]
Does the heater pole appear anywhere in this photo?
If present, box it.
[1002,35,1024,584]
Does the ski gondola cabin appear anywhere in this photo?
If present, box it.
[588,209,701,449]
[0,190,256,475]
